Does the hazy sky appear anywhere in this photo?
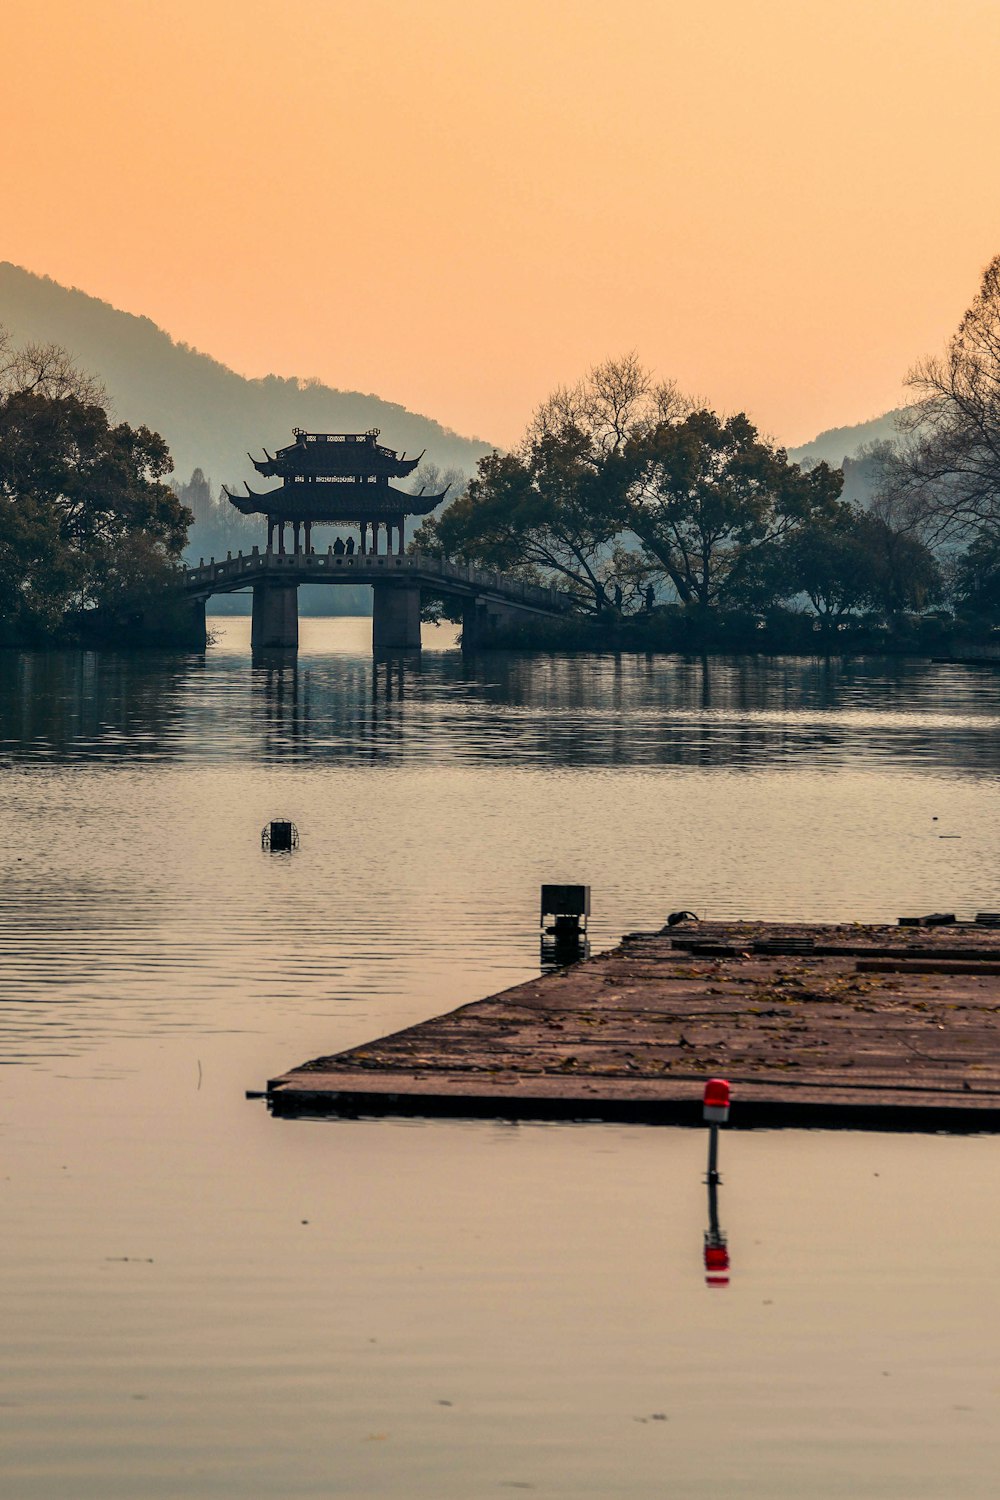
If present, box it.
[3,0,1000,447]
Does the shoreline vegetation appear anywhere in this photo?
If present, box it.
[1,606,998,663]
[466,607,997,660]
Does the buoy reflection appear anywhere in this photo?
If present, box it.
[702,1077,731,1288]
[704,1173,730,1287]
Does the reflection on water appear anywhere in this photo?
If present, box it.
[704,1091,732,1290]
[3,617,1000,1498]
[4,623,1000,773]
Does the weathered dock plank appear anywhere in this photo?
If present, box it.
[267,922,1000,1128]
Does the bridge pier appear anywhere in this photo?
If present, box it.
[372,583,421,652]
[461,598,520,651]
[251,579,299,652]
[182,552,571,656]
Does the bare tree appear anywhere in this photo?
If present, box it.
[408,459,466,503]
[0,326,106,405]
[898,256,1000,535]
[527,353,688,454]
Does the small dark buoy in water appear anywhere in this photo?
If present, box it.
[262,820,298,852]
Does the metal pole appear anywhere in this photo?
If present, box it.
[707,1176,721,1243]
[707,1121,720,1185]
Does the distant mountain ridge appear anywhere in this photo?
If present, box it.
[787,409,906,469]
[1,260,905,507]
[0,263,492,492]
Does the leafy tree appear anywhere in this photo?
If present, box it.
[779,505,873,621]
[0,491,76,634]
[418,360,848,619]
[413,356,694,613]
[857,505,941,618]
[949,532,1000,622]
[413,446,602,611]
[780,502,940,622]
[614,410,844,609]
[0,333,192,635]
[413,420,632,613]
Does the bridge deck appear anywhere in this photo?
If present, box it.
[183,549,573,617]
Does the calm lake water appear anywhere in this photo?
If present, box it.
[3,617,1000,1499]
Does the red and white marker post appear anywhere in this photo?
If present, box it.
[703,1077,730,1182]
[702,1076,731,1121]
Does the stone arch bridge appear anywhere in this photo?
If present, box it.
[167,548,575,653]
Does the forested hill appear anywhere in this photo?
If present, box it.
[788,409,906,468]
[788,410,909,508]
[0,263,492,489]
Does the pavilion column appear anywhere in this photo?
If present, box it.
[278,522,286,555]
[304,521,312,555]
[293,521,301,555]
[266,519,274,553]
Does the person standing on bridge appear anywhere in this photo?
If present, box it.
[345,536,355,556]
[333,537,345,556]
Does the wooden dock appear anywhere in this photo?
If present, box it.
[267,921,1000,1129]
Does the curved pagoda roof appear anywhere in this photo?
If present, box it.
[226,427,449,523]
[251,427,423,481]
[223,478,449,522]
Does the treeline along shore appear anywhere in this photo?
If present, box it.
[6,257,1000,653]
[410,260,1000,657]
[458,605,971,658]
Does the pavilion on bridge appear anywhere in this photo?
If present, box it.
[166,429,566,655]
[223,428,449,556]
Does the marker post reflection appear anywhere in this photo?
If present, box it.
[702,1078,731,1288]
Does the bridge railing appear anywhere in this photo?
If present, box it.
[182,550,574,614]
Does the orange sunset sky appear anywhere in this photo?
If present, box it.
[2,0,1000,448]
